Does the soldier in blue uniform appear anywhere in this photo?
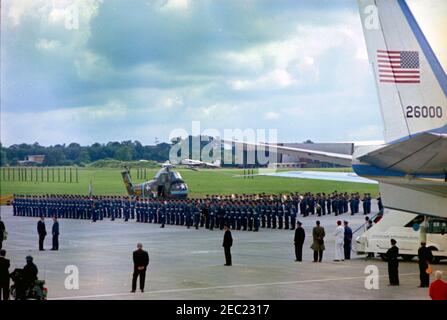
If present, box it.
[349,194,355,215]
[332,194,338,215]
[209,203,216,231]
[247,205,254,231]
[289,204,297,230]
[284,201,290,230]
[158,202,166,228]
[259,201,266,228]
[92,197,98,222]
[265,202,272,228]
[193,201,201,229]
[277,201,284,229]
[377,194,383,213]
[271,202,278,229]
[135,198,141,222]
[143,199,149,223]
[185,202,192,229]
[253,204,260,232]
[123,198,130,222]
[299,197,306,217]
[366,193,372,214]
[326,194,332,214]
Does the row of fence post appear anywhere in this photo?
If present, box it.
[136,168,147,180]
[243,169,255,179]
[0,167,79,183]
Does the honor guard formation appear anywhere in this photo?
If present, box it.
[11,192,378,231]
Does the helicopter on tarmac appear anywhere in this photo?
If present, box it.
[121,162,188,199]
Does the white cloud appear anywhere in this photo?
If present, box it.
[228,68,296,91]
[345,125,383,141]
[224,11,368,93]
[162,96,183,109]
[161,0,190,11]
[36,38,62,51]
[1,101,129,145]
[264,111,280,120]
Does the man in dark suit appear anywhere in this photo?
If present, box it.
[131,243,149,293]
[0,217,5,250]
[51,217,60,251]
[343,221,353,260]
[37,216,47,251]
[294,221,305,262]
[223,225,233,266]
[386,239,399,286]
[418,242,433,288]
[0,249,10,300]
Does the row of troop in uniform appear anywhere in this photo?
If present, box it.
[11,192,378,230]
[12,195,133,222]
[203,192,377,217]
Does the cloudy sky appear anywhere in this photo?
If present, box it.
[1,0,446,146]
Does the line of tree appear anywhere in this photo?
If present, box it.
[0,141,171,166]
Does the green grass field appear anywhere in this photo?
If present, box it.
[0,167,378,197]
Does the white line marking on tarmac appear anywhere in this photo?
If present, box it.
[51,272,419,300]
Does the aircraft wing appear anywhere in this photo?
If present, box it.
[222,139,353,167]
[259,170,377,184]
[358,132,447,175]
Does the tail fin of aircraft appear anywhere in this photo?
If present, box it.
[121,168,134,196]
[358,0,447,143]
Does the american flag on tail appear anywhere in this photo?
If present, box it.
[377,50,420,84]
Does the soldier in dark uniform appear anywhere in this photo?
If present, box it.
[300,196,307,217]
[142,199,149,223]
[316,196,322,217]
[12,195,17,216]
[354,194,360,214]
[193,201,201,230]
[308,195,315,216]
[158,202,166,228]
[326,194,332,214]
[92,198,98,222]
[366,194,372,214]
[135,198,141,222]
[210,203,217,231]
[271,202,277,229]
[294,221,305,261]
[266,202,272,228]
[386,239,399,286]
[362,194,368,215]
[203,202,210,229]
[418,242,433,288]
[377,194,383,213]
[283,201,290,230]
[321,194,327,215]
[289,204,296,230]
[253,204,260,232]
[311,220,325,263]
[349,194,355,215]
[185,202,192,229]
[241,204,248,231]
[260,201,266,228]
[130,197,135,220]
[124,198,130,222]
